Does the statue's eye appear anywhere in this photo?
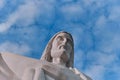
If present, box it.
[57,36,63,41]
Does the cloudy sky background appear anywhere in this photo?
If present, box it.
[0,0,120,80]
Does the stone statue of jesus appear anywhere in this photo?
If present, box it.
[0,31,92,80]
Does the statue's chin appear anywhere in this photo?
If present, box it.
[51,50,69,63]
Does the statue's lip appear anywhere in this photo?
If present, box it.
[59,45,67,50]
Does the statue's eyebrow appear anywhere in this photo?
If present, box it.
[56,35,72,41]
[67,37,72,43]
[65,35,73,42]
[57,36,62,38]
[56,36,63,40]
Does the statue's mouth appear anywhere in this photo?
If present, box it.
[59,45,67,50]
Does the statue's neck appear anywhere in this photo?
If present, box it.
[52,58,66,67]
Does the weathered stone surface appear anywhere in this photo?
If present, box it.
[0,31,92,80]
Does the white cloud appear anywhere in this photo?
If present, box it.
[0,0,5,9]
[94,12,120,53]
[0,0,56,32]
[74,50,84,69]
[112,65,120,80]
[85,65,105,80]
[0,41,31,55]
[109,6,120,22]
[93,25,120,53]
[82,0,107,9]
[82,0,97,7]
[0,14,18,32]
[87,51,117,66]
[95,15,107,27]
[71,27,83,47]
[34,0,55,26]
[60,3,83,21]
[0,1,38,32]
[85,50,119,80]
[102,35,120,53]
[15,1,38,26]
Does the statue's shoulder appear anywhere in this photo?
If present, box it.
[0,52,39,78]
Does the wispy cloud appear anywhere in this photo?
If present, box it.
[60,3,83,22]
[85,65,105,80]
[74,50,85,69]
[0,0,5,9]
[0,1,38,32]
[0,41,31,55]
[109,5,120,22]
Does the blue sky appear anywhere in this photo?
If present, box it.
[0,0,120,80]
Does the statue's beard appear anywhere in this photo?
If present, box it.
[51,50,69,63]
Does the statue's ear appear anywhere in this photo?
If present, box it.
[1,52,38,78]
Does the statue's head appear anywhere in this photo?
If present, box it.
[41,31,74,68]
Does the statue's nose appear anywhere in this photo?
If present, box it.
[63,38,67,44]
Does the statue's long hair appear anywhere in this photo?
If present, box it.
[40,31,74,68]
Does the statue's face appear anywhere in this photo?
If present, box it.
[51,33,73,61]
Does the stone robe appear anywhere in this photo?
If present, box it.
[0,52,91,80]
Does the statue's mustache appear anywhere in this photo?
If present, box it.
[59,45,67,50]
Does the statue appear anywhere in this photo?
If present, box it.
[0,31,92,80]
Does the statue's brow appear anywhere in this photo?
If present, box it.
[57,35,72,41]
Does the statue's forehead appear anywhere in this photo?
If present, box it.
[55,33,72,41]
